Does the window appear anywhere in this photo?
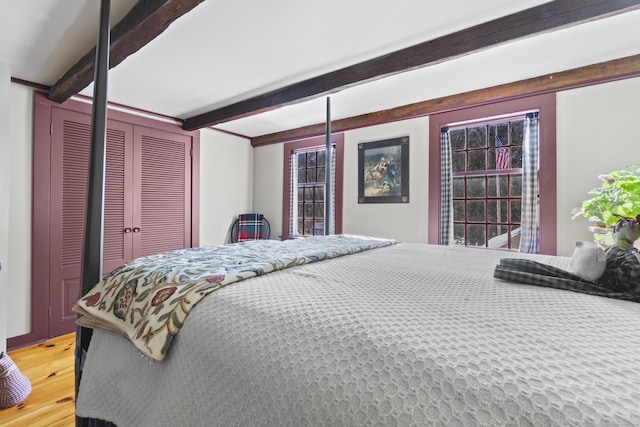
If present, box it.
[449,118,524,249]
[282,135,344,238]
[294,148,328,235]
[428,94,557,255]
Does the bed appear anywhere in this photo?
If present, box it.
[74,235,640,426]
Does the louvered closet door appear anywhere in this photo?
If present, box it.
[132,126,192,258]
[103,122,135,274]
[49,109,133,337]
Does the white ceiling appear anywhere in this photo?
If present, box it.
[2,0,640,138]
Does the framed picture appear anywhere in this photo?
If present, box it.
[358,136,409,203]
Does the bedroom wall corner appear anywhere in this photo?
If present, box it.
[0,62,10,352]
[199,128,253,246]
[7,83,33,339]
[252,143,283,239]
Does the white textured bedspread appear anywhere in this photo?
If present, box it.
[76,244,640,426]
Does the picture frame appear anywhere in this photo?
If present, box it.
[358,136,409,204]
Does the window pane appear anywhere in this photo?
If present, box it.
[510,146,522,169]
[488,224,507,240]
[454,224,465,245]
[511,225,522,249]
[318,168,325,183]
[468,126,486,148]
[511,120,524,145]
[307,153,316,167]
[452,152,466,172]
[511,200,521,223]
[307,169,316,183]
[304,203,313,217]
[467,224,486,246]
[467,151,486,171]
[467,200,485,222]
[452,177,465,198]
[304,187,314,201]
[450,129,466,150]
[446,115,532,250]
[488,199,508,223]
[510,175,522,197]
[467,177,485,198]
[304,220,314,235]
[487,175,508,197]
[297,153,306,167]
[489,123,509,147]
[290,146,333,237]
[453,200,465,221]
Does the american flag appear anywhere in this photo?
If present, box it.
[495,134,509,169]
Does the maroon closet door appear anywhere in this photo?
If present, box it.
[133,126,192,257]
[12,93,200,348]
[49,109,133,337]
[48,111,192,338]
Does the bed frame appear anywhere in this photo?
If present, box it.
[75,0,111,425]
[75,2,335,425]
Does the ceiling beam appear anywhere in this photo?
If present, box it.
[48,0,205,104]
[251,53,640,146]
[183,0,640,131]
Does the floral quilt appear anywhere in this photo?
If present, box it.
[74,234,396,361]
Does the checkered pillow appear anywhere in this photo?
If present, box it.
[237,214,266,242]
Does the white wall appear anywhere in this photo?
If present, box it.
[556,77,640,256]
[0,63,10,352]
[252,143,283,239]
[343,117,430,242]
[7,84,33,338]
[199,128,253,246]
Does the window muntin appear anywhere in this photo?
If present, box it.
[449,117,526,249]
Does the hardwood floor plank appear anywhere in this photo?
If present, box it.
[0,333,75,427]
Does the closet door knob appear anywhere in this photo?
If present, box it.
[124,228,132,233]
[133,227,141,233]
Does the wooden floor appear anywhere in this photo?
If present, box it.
[0,333,75,427]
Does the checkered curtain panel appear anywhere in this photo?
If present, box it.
[289,154,296,236]
[329,146,336,235]
[440,128,453,245]
[518,113,540,253]
[237,213,266,242]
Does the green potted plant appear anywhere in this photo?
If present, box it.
[572,166,640,246]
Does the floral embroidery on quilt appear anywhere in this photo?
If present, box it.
[74,234,396,361]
